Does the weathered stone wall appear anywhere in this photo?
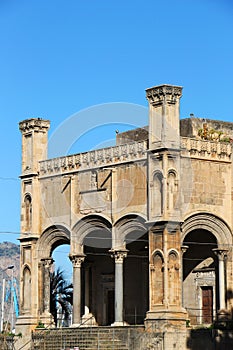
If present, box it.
[181,158,232,225]
[180,117,233,139]
[116,126,148,145]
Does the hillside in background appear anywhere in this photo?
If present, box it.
[0,241,20,281]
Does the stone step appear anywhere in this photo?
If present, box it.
[32,327,129,350]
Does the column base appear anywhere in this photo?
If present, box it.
[145,307,188,331]
[81,313,98,326]
[70,323,81,328]
[111,321,129,327]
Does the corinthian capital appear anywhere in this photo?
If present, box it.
[110,249,128,263]
[69,254,86,268]
[212,248,228,261]
[41,257,54,269]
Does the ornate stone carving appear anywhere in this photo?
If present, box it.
[39,140,147,176]
[69,254,85,268]
[146,84,182,106]
[19,118,50,134]
[181,137,232,161]
[212,248,228,261]
[110,249,128,263]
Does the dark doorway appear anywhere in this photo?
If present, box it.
[107,289,114,325]
[202,286,213,323]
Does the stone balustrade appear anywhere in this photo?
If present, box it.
[181,137,232,161]
[39,140,148,177]
[38,137,232,177]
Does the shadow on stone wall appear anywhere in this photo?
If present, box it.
[186,329,233,350]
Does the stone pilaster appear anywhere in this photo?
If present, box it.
[146,222,187,331]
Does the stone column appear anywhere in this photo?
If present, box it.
[69,254,85,325]
[213,248,228,310]
[41,258,54,314]
[111,249,128,326]
[84,266,90,316]
[181,245,189,307]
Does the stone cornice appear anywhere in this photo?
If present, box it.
[19,118,50,134]
[146,84,182,106]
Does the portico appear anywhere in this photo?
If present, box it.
[16,84,233,341]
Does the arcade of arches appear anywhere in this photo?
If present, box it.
[17,85,233,339]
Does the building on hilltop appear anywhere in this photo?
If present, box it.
[16,84,233,341]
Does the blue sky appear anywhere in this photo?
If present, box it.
[0,0,232,276]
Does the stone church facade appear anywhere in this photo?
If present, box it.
[16,84,233,343]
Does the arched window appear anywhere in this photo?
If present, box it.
[23,266,31,313]
[151,252,164,305]
[168,251,179,305]
[167,171,178,211]
[24,194,32,231]
[153,172,163,216]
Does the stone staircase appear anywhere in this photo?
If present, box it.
[32,327,130,350]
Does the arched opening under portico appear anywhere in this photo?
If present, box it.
[124,231,149,324]
[114,214,149,325]
[71,215,113,326]
[183,229,218,325]
[182,214,232,326]
[36,225,71,325]
[83,227,113,326]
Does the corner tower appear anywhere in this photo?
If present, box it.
[17,118,50,338]
[19,118,50,176]
[145,84,187,335]
[146,84,182,149]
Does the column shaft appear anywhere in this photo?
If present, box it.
[110,249,127,325]
[213,248,228,311]
[219,258,225,310]
[70,255,85,325]
[115,261,123,322]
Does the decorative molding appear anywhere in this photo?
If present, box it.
[182,213,232,247]
[110,249,128,263]
[69,254,86,268]
[212,248,228,261]
[39,140,147,177]
[181,137,232,161]
[146,84,182,106]
[19,118,50,134]
[41,257,54,269]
